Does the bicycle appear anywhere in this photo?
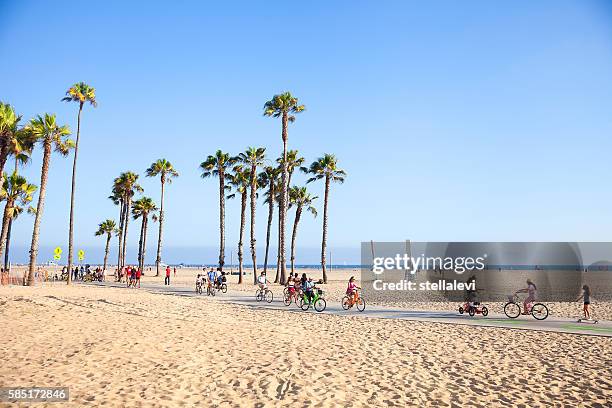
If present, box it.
[299,287,326,312]
[504,294,548,320]
[206,282,216,296]
[214,281,228,294]
[342,291,366,312]
[283,287,301,306]
[255,287,273,303]
[195,281,203,294]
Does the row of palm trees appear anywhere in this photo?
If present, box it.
[99,160,179,277]
[0,97,84,286]
[200,92,345,284]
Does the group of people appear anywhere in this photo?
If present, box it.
[195,267,226,291]
[119,265,142,288]
[273,271,361,305]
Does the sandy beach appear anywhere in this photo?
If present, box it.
[1,281,611,407]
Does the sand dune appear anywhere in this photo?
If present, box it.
[1,284,610,407]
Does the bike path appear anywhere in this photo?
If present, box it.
[85,281,612,338]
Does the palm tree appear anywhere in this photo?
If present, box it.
[277,149,305,201]
[263,92,305,284]
[304,154,346,283]
[132,197,157,273]
[288,186,318,274]
[5,204,36,272]
[0,102,23,181]
[25,114,73,285]
[200,150,236,271]
[145,159,179,276]
[111,172,142,272]
[258,166,280,274]
[95,219,117,273]
[62,83,96,284]
[237,147,266,283]
[227,165,249,284]
[0,172,37,264]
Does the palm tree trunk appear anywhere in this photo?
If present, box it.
[291,206,302,275]
[263,181,274,273]
[116,199,125,280]
[321,175,330,283]
[0,142,9,184]
[275,206,281,283]
[103,233,111,273]
[250,166,257,284]
[0,200,14,267]
[137,215,145,273]
[238,190,246,284]
[4,218,12,272]
[155,176,165,276]
[278,113,289,285]
[142,216,148,272]
[122,197,131,267]
[219,170,226,270]
[67,103,83,285]
[27,139,52,285]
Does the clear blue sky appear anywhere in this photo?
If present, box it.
[1,1,612,264]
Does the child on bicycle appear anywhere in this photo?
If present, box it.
[346,276,361,305]
[576,284,591,320]
[304,277,315,303]
[196,273,203,289]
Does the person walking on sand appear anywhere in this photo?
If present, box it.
[576,284,591,320]
[165,265,171,285]
[136,267,142,288]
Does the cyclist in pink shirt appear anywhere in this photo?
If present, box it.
[346,276,361,305]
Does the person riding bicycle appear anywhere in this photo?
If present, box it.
[196,274,203,290]
[207,268,217,290]
[516,279,537,315]
[303,277,315,303]
[216,269,224,289]
[346,276,361,305]
[257,271,269,291]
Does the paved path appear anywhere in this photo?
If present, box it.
[86,281,612,338]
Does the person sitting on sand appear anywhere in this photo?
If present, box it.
[576,285,591,320]
[346,276,361,305]
[516,279,537,315]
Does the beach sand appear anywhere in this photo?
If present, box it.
[1,283,611,407]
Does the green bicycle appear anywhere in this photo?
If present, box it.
[299,287,327,312]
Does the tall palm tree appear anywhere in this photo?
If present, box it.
[288,186,318,274]
[200,150,236,271]
[95,219,117,274]
[237,147,266,283]
[111,172,142,272]
[5,204,35,272]
[145,159,179,276]
[263,92,305,284]
[258,166,280,274]
[25,114,73,286]
[0,102,23,182]
[304,154,346,283]
[0,172,37,264]
[62,82,96,284]
[277,149,305,202]
[227,165,249,284]
[132,197,157,273]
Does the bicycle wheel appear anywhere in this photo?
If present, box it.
[300,297,310,311]
[283,287,289,298]
[356,297,366,312]
[221,284,227,293]
[482,306,488,317]
[504,302,520,318]
[341,296,351,310]
[468,307,475,317]
[458,307,464,314]
[314,298,327,312]
[255,290,263,302]
[283,293,292,306]
[531,303,548,320]
[210,287,216,296]
[297,296,304,308]
[265,290,273,303]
